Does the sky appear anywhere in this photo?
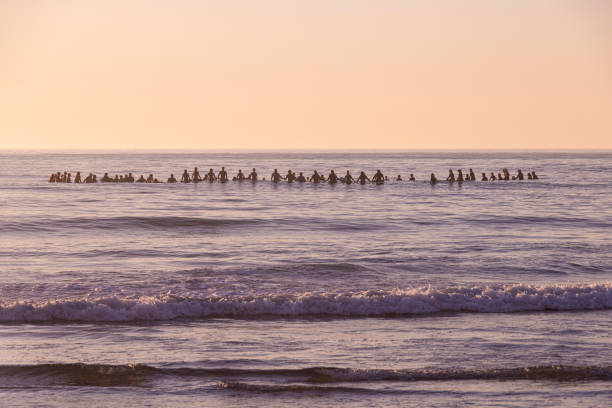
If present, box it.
[1,0,611,150]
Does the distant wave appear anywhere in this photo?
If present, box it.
[0,283,610,322]
[0,363,609,387]
[0,216,271,233]
[0,215,388,233]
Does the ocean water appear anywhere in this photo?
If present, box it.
[0,151,610,407]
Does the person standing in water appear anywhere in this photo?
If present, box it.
[469,169,476,181]
[248,168,258,181]
[372,169,384,184]
[181,170,191,183]
[344,170,355,184]
[457,169,464,182]
[271,169,283,183]
[192,167,201,182]
[481,173,488,181]
[357,171,370,185]
[503,168,510,181]
[309,170,322,183]
[409,174,416,181]
[296,172,307,182]
[285,170,296,183]
[167,174,177,183]
[204,168,216,182]
[327,170,339,184]
[235,169,245,181]
[430,173,438,184]
[446,170,455,182]
[218,167,228,183]
[516,169,524,180]
[74,172,82,183]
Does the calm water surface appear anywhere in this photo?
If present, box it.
[0,151,610,407]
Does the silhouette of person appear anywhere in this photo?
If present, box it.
[271,169,283,183]
[357,171,370,185]
[327,170,338,184]
[181,170,191,183]
[344,170,355,184]
[446,170,455,182]
[372,169,384,184]
[218,167,228,183]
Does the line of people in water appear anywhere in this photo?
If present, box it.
[49,167,538,185]
[429,168,537,184]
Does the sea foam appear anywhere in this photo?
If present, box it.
[0,283,610,322]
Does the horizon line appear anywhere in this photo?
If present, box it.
[1,148,611,152]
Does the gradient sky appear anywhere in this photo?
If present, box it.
[1,0,611,149]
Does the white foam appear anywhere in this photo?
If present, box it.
[0,283,610,322]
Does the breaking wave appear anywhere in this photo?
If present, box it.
[0,283,610,322]
[0,363,610,387]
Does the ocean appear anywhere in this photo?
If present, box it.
[0,151,610,407]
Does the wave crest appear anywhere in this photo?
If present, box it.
[0,364,610,387]
[0,283,610,322]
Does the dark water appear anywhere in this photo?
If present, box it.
[0,151,610,407]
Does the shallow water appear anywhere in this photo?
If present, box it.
[0,151,610,407]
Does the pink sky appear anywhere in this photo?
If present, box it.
[1,0,611,149]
